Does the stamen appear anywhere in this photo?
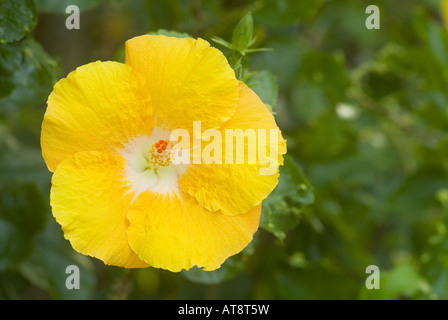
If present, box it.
[149,139,174,167]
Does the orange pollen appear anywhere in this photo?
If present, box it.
[149,140,173,167]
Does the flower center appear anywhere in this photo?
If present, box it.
[147,139,174,169]
[120,128,187,196]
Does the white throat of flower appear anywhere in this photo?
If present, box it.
[119,127,187,197]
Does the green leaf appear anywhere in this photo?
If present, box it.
[0,131,49,272]
[0,70,15,100]
[210,36,233,50]
[231,12,255,54]
[0,182,48,234]
[18,221,97,299]
[245,47,273,53]
[229,52,243,78]
[255,0,325,26]
[260,155,314,240]
[35,0,100,13]
[0,182,48,271]
[0,37,60,112]
[359,264,428,300]
[0,143,51,193]
[0,220,33,272]
[0,0,37,44]
[246,70,279,109]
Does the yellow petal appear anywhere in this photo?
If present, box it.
[51,150,148,268]
[41,61,153,172]
[125,35,238,133]
[178,82,287,215]
[126,190,260,272]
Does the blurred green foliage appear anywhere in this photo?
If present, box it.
[1,0,448,300]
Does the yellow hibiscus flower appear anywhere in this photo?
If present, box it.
[41,35,286,272]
